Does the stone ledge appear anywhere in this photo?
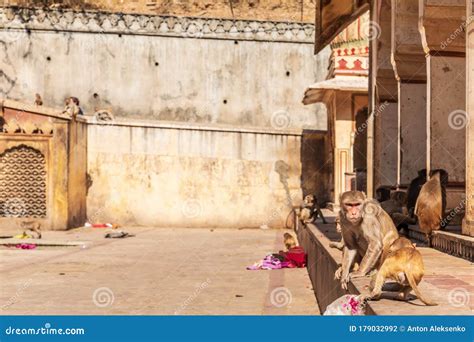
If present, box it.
[298,220,473,315]
[407,226,474,262]
[84,116,304,136]
[0,6,315,44]
[1,98,71,121]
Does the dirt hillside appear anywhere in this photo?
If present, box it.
[4,0,316,22]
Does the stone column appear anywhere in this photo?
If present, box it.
[464,0,474,236]
[419,1,466,184]
[333,92,355,201]
[391,0,428,186]
[373,0,398,191]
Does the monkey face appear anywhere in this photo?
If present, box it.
[340,191,366,224]
[304,194,315,205]
[343,202,363,223]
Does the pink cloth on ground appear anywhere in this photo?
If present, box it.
[246,254,290,270]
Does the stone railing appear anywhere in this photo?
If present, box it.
[0,6,315,43]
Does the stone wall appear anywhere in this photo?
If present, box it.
[0,7,329,131]
[86,119,303,228]
[0,7,331,228]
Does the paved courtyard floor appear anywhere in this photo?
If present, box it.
[0,228,319,315]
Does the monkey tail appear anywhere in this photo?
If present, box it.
[405,271,438,306]
[285,209,297,230]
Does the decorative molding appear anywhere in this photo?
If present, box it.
[0,6,315,44]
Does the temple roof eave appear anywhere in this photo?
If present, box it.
[302,76,368,105]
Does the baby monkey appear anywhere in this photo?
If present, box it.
[298,194,327,224]
[283,232,297,250]
[370,237,437,306]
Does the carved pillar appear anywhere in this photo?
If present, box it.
[392,0,428,186]
[464,0,474,236]
[419,0,466,184]
[373,0,398,191]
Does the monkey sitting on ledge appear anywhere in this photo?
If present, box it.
[338,191,399,290]
[370,237,437,306]
[298,194,327,224]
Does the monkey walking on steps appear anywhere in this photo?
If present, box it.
[369,237,437,306]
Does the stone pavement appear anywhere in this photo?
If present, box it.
[0,228,318,315]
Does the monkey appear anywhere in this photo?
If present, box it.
[380,191,406,216]
[32,124,43,134]
[329,216,344,250]
[370,237,437,306]
[415,171,443,246]
[376,187,391,203]
[34,93,43,106]
[95,109,114,122]
[381,191,416,231]
[331,216,362,280]
[298,194,327,224]
[406,169,427,217]
[338,191,399,290]
[430,169,448,229]
[19,221,42,239]
[283,232,297,250]
[63,97,83,117]
[0,116,6,133]
[14,125,26,134]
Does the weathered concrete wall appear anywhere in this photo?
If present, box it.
[428,56,466,183]
[87,120,303,228]
[399,83,427,185]
[0,8,331,228]
[0,7,329,131]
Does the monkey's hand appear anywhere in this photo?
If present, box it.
[334,266,342,280]
[341,275,350,291]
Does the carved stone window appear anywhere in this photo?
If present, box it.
[0,145,47,218]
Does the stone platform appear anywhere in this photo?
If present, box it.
[298,214,473,315]
[406,226,474,262]
[0,227,318,315]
